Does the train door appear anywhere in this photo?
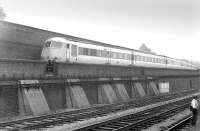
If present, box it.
[65,43,70,62]
[165,56,168,68]
[131,51,135,65]
[71,44,78,62]
[107,48,111,64]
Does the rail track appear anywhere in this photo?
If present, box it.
[0,90,197,131]
[165,114,193,131]
[75,98,192,131]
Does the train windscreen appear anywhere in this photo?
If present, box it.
[45,41,51,47]
[51,42,63,48]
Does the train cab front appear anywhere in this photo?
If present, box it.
[41,37,68,62]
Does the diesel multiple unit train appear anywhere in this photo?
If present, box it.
[41,37,198,70]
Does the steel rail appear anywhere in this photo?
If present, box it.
[75,99,191,131]
[164,115,192,131]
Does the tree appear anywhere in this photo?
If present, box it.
[0,4,6,20]
[139,43,152,53]
[139,43,156,54]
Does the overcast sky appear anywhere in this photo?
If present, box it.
[1,0,200,61]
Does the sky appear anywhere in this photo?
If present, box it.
[1,0,200,61]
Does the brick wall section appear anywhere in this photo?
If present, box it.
[0,40,41,60]
[0,60,45,80]
[0,87,18,118]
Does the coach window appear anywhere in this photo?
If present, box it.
[130,54,132,60]
[117,53,120,59]
[136,55,138,60]
[152,58,154,62]
[150,57,152,62]
[115,52,118,59]
[114,52,117,59]
[83,48,89,55]
[160,59,163,63]
[96,50,101,57]
[154,58,157,63]
[122,53,125,59]
[78,47,83,55]
[90,49,97,56]
[101,50,107,57]
[140,56,143,61]
[119,53,122,59]
[147,57,149,62]
[121,53,124,59]
[138,55,141,61]
[125,54,129,60]
[156,58,159,63]
[148,57,151,62]
[144,56,148,62]
[141,56,144,61]
[137,55,141,61]
[148,57,150,62]
[124,54,127,60]
[110,52,114,58]
[145,56,147,62]
[145,57,148,62]
[161,59,164,64]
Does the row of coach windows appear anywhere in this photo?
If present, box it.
[79,47,106,57]
[110,52,131,60]
[78,47,131,60]
[78,47,167,63]
[168,60,179,65]
[136,55,165,64]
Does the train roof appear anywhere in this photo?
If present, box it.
[46,37,68,43]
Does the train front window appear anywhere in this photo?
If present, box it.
[45,41,51,47]
[51,42,63,48]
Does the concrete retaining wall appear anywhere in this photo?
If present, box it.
[81,83,98,105]
[42,84,66,111]
[158,77,199,92]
